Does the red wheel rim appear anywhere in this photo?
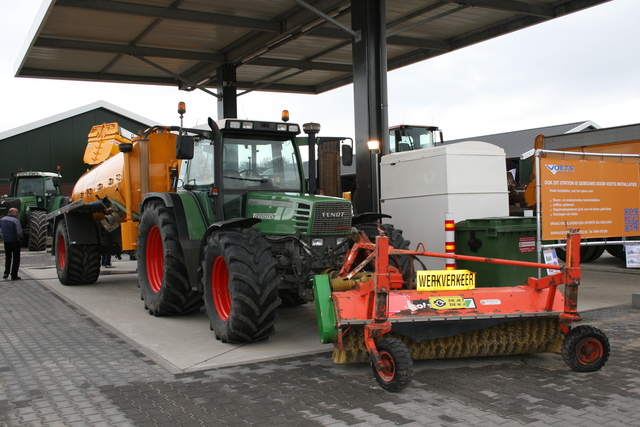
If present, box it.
[211,256,230,321]
[377,351,396,382]
[57,233,66,270]
[576,337,604,365]
[146,225,164,293]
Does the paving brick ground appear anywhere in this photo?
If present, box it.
[1,253,639,426]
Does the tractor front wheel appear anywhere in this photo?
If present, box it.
[202,228,280,343]
[55,219,101,285]
[371,337,413,392]
[562,325,610,372]
[137,201,203,316]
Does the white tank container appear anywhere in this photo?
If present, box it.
[380,141,509,269]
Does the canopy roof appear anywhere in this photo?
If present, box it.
[16,0,611,96]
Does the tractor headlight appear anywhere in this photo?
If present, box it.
[311,238,324,247]
[336,237,348,246]
[277,124,287,131]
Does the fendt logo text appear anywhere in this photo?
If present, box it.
[545,164,574,175]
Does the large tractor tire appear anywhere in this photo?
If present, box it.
[55,219,101,286]
[137,201,203,316]
[354,223,414,286]
[28,210,48,251]
[202,228,280,343]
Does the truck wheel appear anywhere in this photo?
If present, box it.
[55,219,101,285]
[28,210,48,251]
[562,325,610,372]
[202,228,280,343]
[606,245,626,261]
[355,223,413,286]
[556,241,604,263]
[137,201,203,316]
[371,337,414,392]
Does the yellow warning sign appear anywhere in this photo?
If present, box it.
[429,296,467,310]
[416,270,476,291]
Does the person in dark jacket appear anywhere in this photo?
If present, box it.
[1,208,23,280]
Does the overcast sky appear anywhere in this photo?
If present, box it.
[1,0,639,142]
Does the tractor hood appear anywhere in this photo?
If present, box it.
[246,192,352,236]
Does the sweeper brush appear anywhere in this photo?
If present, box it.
[313,230,610,392]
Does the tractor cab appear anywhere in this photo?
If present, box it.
[389,124,443,153]
[175,117,307,223]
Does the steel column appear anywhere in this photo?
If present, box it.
[351,0,388,215]
[217,64,238,119]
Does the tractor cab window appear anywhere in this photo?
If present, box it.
[182,139,214,187]
[16,177,44,196]
[222,136,302,191]
[45,177,57,194]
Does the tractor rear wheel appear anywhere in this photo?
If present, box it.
[28,210,48,251]
[562,325,610,372]
[355,223,413,285]
[55,219,101,285]
[137,201,203,316]
[202,228,280,343]
[371,337,413,392]
[278,289,307,306]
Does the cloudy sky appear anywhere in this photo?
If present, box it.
[1,0,639,142]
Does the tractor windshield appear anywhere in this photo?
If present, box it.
[222,136,302,191]
[16,177,45,197]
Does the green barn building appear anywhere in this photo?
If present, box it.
[0,101,156,195]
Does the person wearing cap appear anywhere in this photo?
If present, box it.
[1,207,23,280]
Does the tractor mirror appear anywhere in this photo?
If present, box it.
[176,135,195,159]
[52,177,60,187]
[341,143,353,166]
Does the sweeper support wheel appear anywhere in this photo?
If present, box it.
[562,325,610,372]
[371,337,414,392]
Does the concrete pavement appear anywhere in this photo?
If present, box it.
[22,253,329,374]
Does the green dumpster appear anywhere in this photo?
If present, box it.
[455,217,541,287]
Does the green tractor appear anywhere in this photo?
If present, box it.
[140,116,357,343]
[0,171,66,251]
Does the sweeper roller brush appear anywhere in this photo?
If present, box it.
[313,230,610,392]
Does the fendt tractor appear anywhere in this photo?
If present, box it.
[0,170,65,251]
[47,104,367,343]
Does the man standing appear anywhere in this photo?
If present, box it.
[1,207,23,280]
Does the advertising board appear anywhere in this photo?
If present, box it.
[539,156,640,240]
